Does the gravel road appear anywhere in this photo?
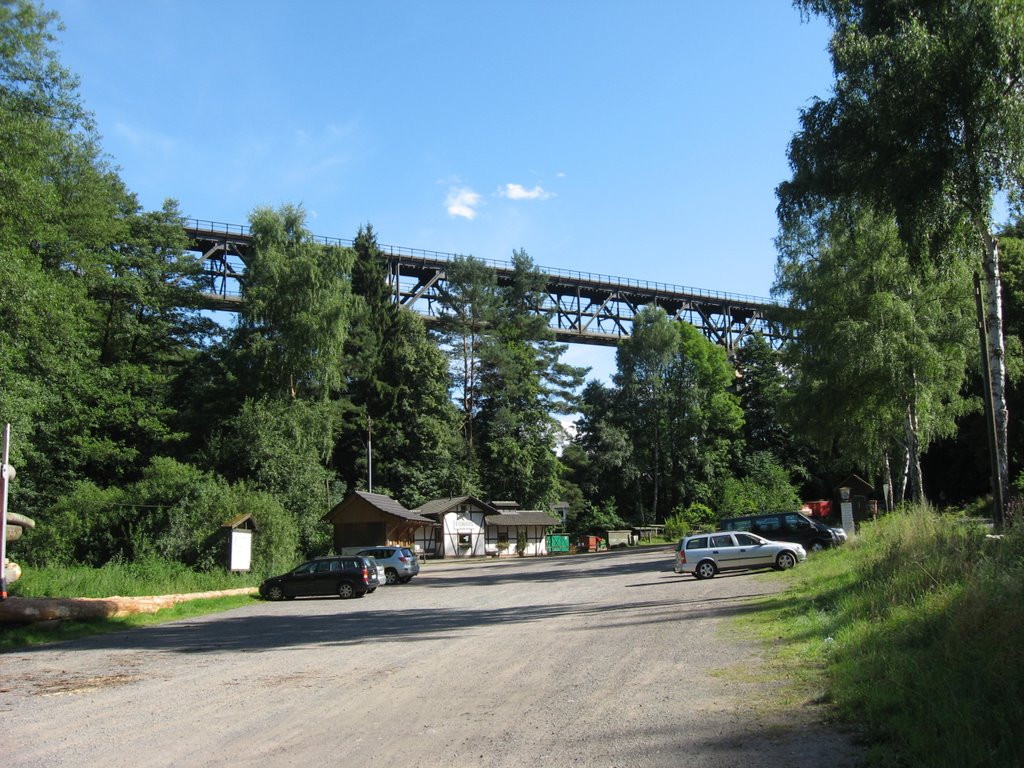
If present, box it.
[2,547,864,768]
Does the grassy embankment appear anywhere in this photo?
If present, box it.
[1,556,261,650]
[743,505,1024,768]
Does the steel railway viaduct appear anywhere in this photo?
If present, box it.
[186,219,789,352]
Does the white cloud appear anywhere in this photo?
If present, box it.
[500,183,553,201]
[446,187,482,219]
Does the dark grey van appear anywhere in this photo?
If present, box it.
[719,512,837,552]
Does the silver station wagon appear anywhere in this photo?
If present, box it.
[674,531,807,580]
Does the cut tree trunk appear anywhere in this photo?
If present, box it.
[0,587,256,625]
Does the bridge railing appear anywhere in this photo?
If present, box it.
[184,218,776,308]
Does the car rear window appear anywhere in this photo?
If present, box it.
[686,537,708,550]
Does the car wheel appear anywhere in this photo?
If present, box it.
[694,560,717,580]
[385,568,399,585]
[809,541,825,553]
[337,582,356,599]
[367,587,376,593]
[775,551,797,570]
[265,585,285,601]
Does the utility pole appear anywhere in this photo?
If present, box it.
[367,416,373,494]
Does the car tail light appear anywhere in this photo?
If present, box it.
[399,555,409,563]
[361,566,369,582]
[678,551,686,563]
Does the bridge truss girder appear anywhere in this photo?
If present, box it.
[186,222,789,351]
[386,256,787,352]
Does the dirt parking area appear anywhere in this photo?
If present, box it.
[2,547,864,767]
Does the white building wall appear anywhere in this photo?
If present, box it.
[442,509,486,558]
[486,525,548,556]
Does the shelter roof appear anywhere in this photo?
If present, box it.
[324,491,434,524]
[415,496,499,518]
[221,513,257,531]
[485,511,559,527]
[835,474,875,497]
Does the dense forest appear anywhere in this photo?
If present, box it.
[4,0,1024,576]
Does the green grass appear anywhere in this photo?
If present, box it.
[741,506,1024,768]
[1,556,262,652]
[10,555,261,598]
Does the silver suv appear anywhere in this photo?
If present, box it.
[673,531,806,580]
[357,546,420,584]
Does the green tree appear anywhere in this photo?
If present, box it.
[434,255,499,470]
[237,204,353,401]
[344,223,396,403]
[571,380,636,511]
[0,0,114,254]
[66,198,217,486]
[0,0,101,515]
[609,308,743,522]
[360,308,464,507]
[336,224,463,506]
[0,2,210,516]
[775,204,976,503]
[782,0,1024,512]
[663,320,745,511]
[997,229,1024,478]
[476,250,585,507]
[613,306,679,522]
[719,452,802,517]
[208,398,337,556]
[734,334,797,461]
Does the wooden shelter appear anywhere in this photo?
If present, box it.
[835,473,878,522]
[323,491,434,552]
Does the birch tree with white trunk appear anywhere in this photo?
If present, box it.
[780,0,1024,511]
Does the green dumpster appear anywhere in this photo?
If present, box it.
[546,534,570,553]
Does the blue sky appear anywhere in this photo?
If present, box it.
[44,0,835,381]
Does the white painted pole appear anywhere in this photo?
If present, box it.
[1,424,11,600]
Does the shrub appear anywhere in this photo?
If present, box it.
[568,499,628,537]
[664,502,718,539]
[227,483,299,577]
[25,481,133,566]
[718,451,801,516]
[23,457,299,576]
[663,511,690,540]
